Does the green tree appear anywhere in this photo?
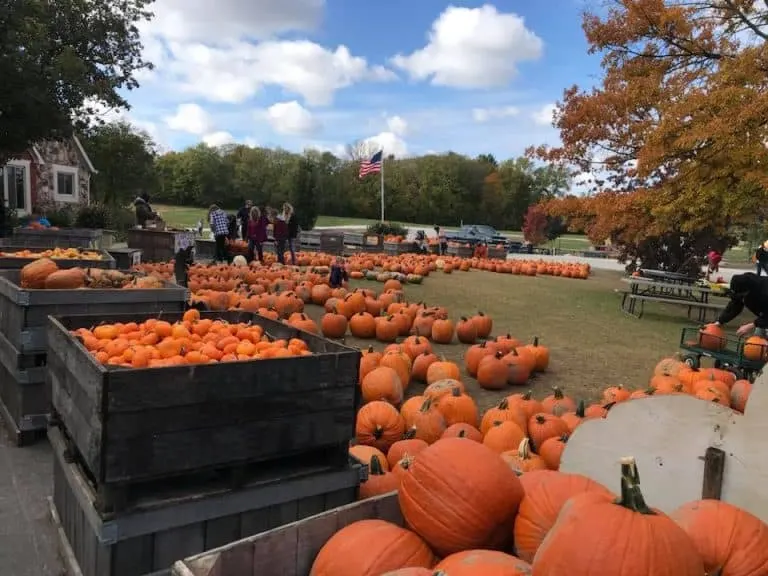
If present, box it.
[291,155,319,231]
[0,0,154,162]
[82,121,156,206]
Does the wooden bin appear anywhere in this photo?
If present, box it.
[0,270,186,354]
[173,493,400,576]
[48,310,361,510]
[318,232,344,255]
[298,231,321,251]
[127,229,196,262]
[49,426,364,576]
[487,247,508,260]
[0,246,116,270]
[447,245,473,258]
[11,227,104,249]
[0,329,48,445]
[106,248,142,270]
[194,239,216,261]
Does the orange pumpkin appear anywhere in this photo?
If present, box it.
[20,257,58,288]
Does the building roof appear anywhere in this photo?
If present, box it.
[28,137,98,174]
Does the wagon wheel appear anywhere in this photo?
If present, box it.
[682,354,701,369]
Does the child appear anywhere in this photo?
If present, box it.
[329,258,349,289]
[707,249,722,281]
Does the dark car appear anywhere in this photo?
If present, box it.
[445,225,510,247]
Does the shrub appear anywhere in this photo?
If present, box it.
[366,221,408,236]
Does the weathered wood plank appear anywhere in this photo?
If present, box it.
[701,446,726,500]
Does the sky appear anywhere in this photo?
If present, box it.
[99,0,604,161]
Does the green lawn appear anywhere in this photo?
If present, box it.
[151,203,752,263]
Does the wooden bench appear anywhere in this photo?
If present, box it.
[618,291,726,321]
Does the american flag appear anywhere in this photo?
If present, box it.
[359,150,383,178]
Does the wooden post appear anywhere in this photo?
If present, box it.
[701,446,725,500]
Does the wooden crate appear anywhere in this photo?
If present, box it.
[127,229,196,262]
[318,232,344,255]
[106,248,142,270]
[173,493,400,576]
[49,426,363,576]
[0,328,48,444]
[0,245,116,270]
[11,227,104,249]
[447,245,473,258]
[194,239,216,261]
[48,310,361,509]
[487,247,508,260]
[298,231,321,251]
[0,269,187,354]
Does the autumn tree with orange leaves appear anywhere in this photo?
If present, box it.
[533,0,768,270]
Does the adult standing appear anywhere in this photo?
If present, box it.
[134,193,157,227]
[435,225,447,255]
[273,207,288,265]
[246,206,268,263]
[284,202,299,265]
[237,199,252,240]
[755,241,768,276]
[208,204,230,263]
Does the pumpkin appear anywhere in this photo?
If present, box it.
[348,444,389,470]
[359,346,382,382]
[602,384,631,404]
[380,351,412,390]
[506,390,543,420]
[513,470,614,562]
[426,360,460,384]
[349,312,377,338]
[310,519,435,575]
[406,398,446,444]
[698,323,726,351]
[538,435,568,470]
[559,401,585,433]
[541,387,575,416]
[501,438,547,474]
[441,422,483,442]
[730,379,752,412]
[480,398,528,435]
[398,437,524,556]
[434,388,478,427]
[387,434,428,468]
[471,311,493,339]
[20,257,58,288]
[523,336,549,372]
[435,550,532,575]
[44,268,87,289]
[358,456,400,500]
[527,413,569,454]
[531,458,705,575]
[464,341,497,376]
[355,401,405,452]
[320,308,348,338]
[431,318,455,344]
[501,350,531,385]
[476,351,509,390]
[744,335,768,362]
[455,316,477,344]
[411,351,438,382]
[361,367,404,405]
[670,499,768,575]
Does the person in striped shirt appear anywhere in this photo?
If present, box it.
[208,204,230,262]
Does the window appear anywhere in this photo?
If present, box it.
[53,165,78,202]
[1,160,31,214]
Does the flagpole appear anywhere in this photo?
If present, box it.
[380,149,385,222]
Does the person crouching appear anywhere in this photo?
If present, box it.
[329,258,349,289]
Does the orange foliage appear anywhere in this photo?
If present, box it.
[531,0,768,232]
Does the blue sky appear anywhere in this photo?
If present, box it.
[107,0,603,160]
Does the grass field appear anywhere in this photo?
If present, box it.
[153,203,752,263]
[296,268,735,412]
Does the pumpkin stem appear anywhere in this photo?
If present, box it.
[477,311,485,316]
[457,429,467,438]
[575,399,586,418]
[551,386,565,399]
[419,398,433,412]
[602,401,617,411]
[533,336,540,347]
[373,425,384,439]
[518,437,532,459]
[495,349,505,359]
[368,455,385,476]
[616,457,656,515]
[450,387,461,397]
[522,389,533,401]
[534,414,547,425]
[498,398,509,410]
[402,428,416,440]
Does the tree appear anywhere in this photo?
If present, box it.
[523,204,548,245]
[292,155,319,231]
[0,0,154,162]
[530,0,765,267]
[82,121,156,206]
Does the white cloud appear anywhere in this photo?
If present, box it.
[263,101,320,136]
[364,132,408,158]
[164,103,213,135]
[203,131,235,147]
[472,106,519,123]
[158,40,390,106]
[386,115,408,137]
[141,0,323,43]
[391,5,543,88]
[532,103,557,126]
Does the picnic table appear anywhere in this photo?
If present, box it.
[638,268,697,285]
[618,277,726,321]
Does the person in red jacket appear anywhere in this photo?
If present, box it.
[272,208,289,264]
[246,207,269,263]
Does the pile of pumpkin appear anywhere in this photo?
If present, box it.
[696,322,768,363]
[319,439,767,574]
[19,258,166,290]
[72,308,314,368]
[0,247,105,260]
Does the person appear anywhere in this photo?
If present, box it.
[755,241,768,276]
[435,225,447,255]
[284,203,299,265]
[237,200,252,240]
[273,207,289,265]
[706,248,722,281]
[246,206,268,264]
[134,193,157,227]
[714,273,768,337]
[329,257,349,288]
[208,204,230,263]
[196,218,204,237]
[30,209,51,228]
